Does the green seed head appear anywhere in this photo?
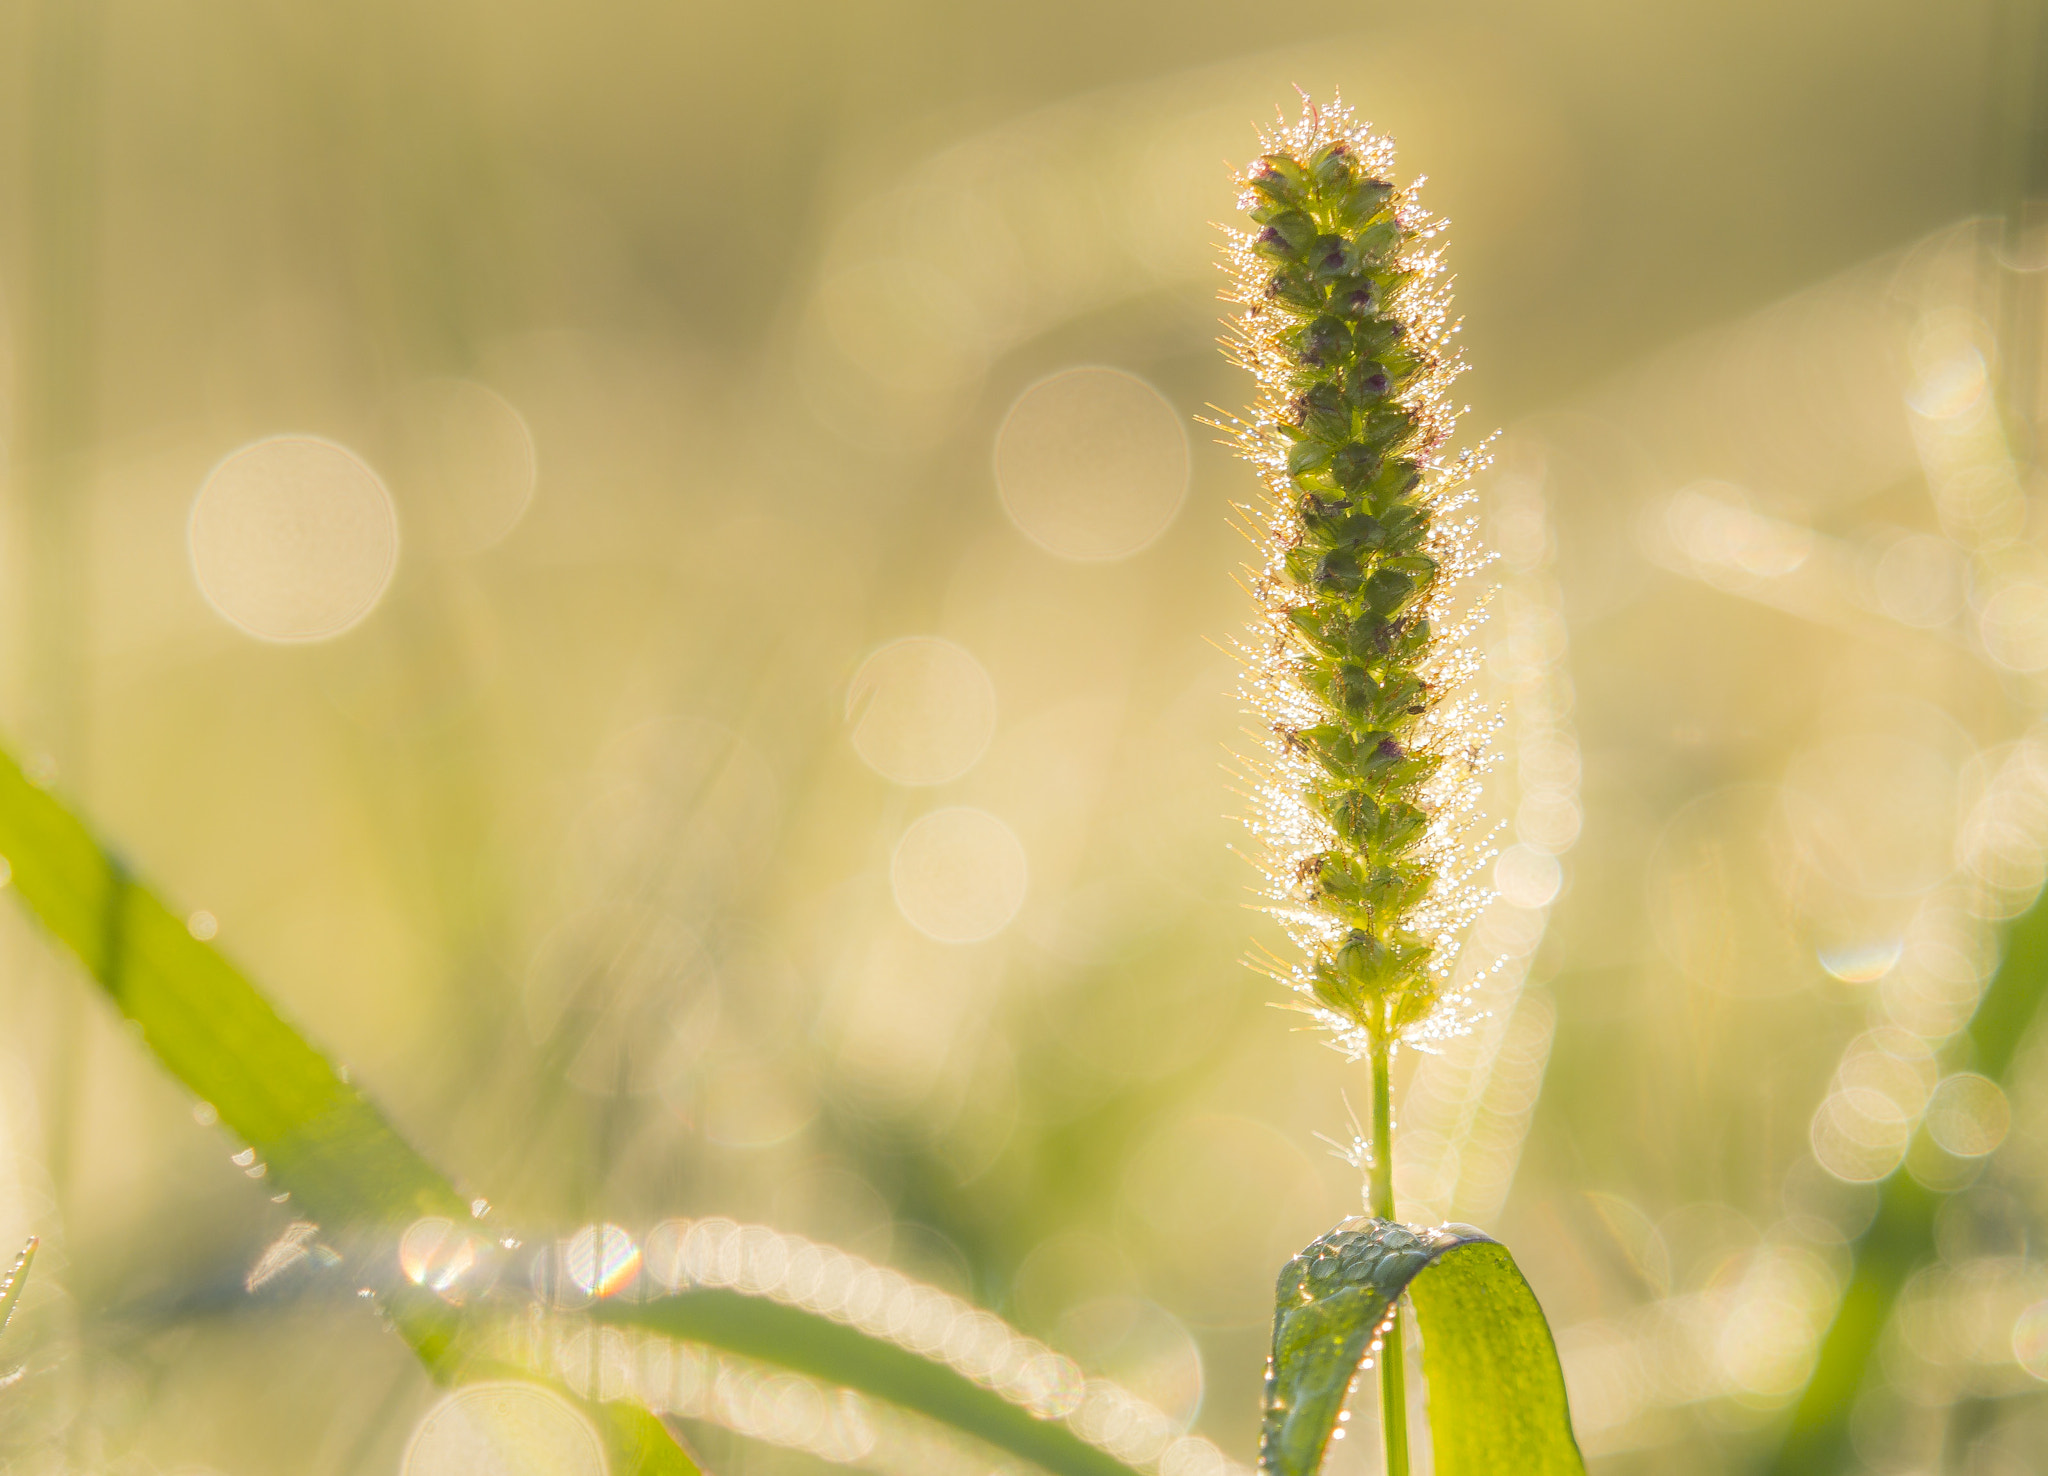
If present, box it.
[1221,96,1499,1061]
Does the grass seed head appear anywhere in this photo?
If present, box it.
[1220,95,1501,1062]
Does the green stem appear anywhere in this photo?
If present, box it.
[1369,1032,1395,1219]
[1370,1033,1409,1476]
[1767,883,2048,1474]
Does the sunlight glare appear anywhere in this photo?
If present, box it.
[994,367,1188,560]
[403,1383,604,1476]
[847,637,998,785]
[890,807,1028,942]
[188,435,398,641]
[386,378,539,555]
[564,1223,640,1298]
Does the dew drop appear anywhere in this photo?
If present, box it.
[400,1217,479,1294]
[564,1223,641,1298]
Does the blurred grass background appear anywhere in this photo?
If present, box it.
[2,0,2047,1471]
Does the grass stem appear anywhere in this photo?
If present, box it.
[1371,1036,1409,1476]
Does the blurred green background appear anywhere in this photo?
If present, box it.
[3,0,2048,1471]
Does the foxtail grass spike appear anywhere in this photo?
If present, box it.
[1221,96,1499,1070]
[1222,103,1500,1476]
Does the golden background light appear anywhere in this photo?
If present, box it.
[890,806,1029,943]
[993,367,1189,560]
[186,435,399,641]
[846,637,998,785]
[384,378,539,557]
[402,1384,604,1476]
[4,4,2045,1472]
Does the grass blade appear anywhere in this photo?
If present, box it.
[0,746,700,1473]
[0,749,466,1230]
[0,742,1147,1475]
[0,1237,36,1341]
[1404,1234,1586,1476]
[1260,1218,1583,1476]
[592,1288,1148,1476]
[1767,886,2048,1474]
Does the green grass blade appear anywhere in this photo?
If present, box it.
[0,746,700,1473]
[0,1237,37,1341]
[1404,1235,1585,1476]
[0,741,1142,1476]
[389,1289,701,1474]
[1260,1218,1584,1476]
[591,1288,1148,1476]
[1767,886,2048,1475]
[0,748,466,1230]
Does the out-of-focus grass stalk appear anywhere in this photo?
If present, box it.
[1766,897,2048,1473]
[1770,17,2048,1466]
[20,0,100,808]
[15,33,103,1468]
[1990,0,2048,460]
[19,0,103,1211]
